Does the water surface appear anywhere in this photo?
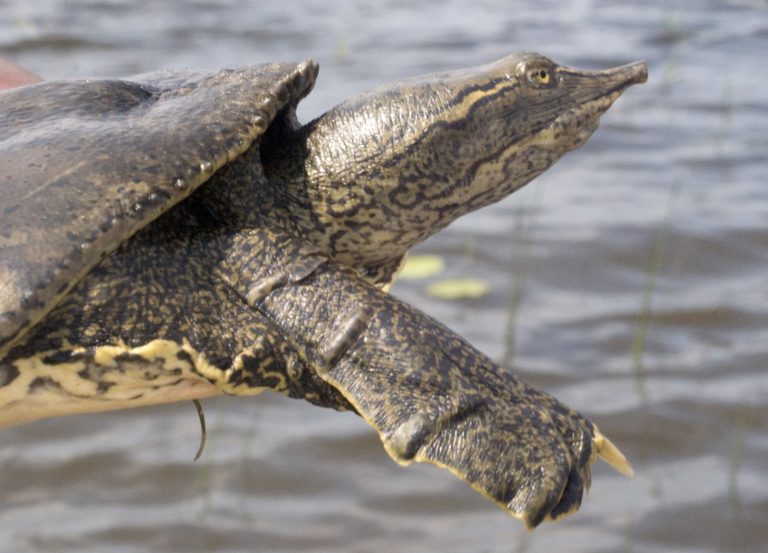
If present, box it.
[1,1,767,552]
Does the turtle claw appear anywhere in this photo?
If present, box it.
[514,414,595,529]
[515,413,632,528]
[594,425,634,477]
[514,458,588,530]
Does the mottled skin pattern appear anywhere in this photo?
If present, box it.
[0,53,646,528]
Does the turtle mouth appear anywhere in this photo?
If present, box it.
[546,61,647,152]
[535,96,612,154]
[557,92,621,150]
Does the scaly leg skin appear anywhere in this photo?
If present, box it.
[227,228,632,529]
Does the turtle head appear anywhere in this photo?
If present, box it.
[460,52,648,163]
[453,52,648,156]
[262,53,647,285]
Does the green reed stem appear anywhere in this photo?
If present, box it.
[502,188,542,367]
[631,188,676,400]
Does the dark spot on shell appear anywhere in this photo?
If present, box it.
[114,352,150,365]
[29,376,61,393]
[176,349,194,364]
[36,268,55,289]
[19,291,34,308]
[0,364,20,387]
[151,189,171,203]
[252,115,266,129]
[29,376,62,392]
[96,381,114,394]
[42,350,77,365]
[3,204,19,215]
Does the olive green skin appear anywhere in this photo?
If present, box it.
[0,53,646,528]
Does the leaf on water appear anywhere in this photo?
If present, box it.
[399,254,446,280]
[427,278,490,300]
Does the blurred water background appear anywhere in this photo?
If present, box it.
[1,1,767,552]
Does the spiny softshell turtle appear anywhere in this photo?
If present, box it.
[0,53,646,528]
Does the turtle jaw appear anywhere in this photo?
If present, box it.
[541,61,648,154]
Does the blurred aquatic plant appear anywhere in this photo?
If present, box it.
[194,398,263,518]
[400,251,490,300]
[621,513,636,553]
[426,277,490,300]
[399,254,446,280]
[501,194,541,367]
[513,533,531,553]
[195,395,230,520]
[12,13,40,35]
[728,411,746,511]
[631,188,677,401]
[653,16,683,91]
[727,406,761,512]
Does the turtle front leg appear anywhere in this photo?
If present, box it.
[207,315,354,412]
[226,228,631,529]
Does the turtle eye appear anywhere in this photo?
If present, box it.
[526,66,554,87]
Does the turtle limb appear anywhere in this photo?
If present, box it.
[227,229,631,528]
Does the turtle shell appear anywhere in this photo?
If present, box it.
[0,60,318,354]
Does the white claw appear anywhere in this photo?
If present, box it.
[593,425,634,478]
